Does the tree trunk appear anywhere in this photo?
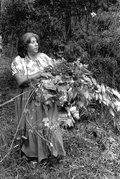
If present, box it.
[65,0,72,40]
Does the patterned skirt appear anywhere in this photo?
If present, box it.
[15,86,66,162]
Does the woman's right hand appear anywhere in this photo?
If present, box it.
[40,72,53,79]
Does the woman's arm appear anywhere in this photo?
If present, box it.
[15,71,52,86]
[15,71,41,86]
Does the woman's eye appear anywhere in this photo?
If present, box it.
[31,41,35,44]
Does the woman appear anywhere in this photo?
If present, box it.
[11,32,66,163]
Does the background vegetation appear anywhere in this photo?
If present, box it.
[1,0,120,178]
[1,0,120,88]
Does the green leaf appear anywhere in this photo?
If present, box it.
[109,108,115,117]
[101,83,106,93]
[95,93,99,100]
[58,111,68,121]
[114,101,120,111]
[98,93,103,103]
[63,117,75,128]
[77,101,85,108]
[112,89,120,99]
[102,95,111,106]
[72,91,78,100]
[70,106,79,120]
[54,75,62,84]
[83,90,90,100]
[43,81,56,91]
[44,93,55,101]
[91,78,97,86]
[83,75,92,85]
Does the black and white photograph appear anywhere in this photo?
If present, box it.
[1,0,120,179]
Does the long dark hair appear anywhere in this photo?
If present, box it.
[17,32,39,58]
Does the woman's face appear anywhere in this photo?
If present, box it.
[27,36,39,55]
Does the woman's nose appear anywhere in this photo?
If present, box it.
[35,41,38,46]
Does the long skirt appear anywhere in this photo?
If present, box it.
[15,86,66,162]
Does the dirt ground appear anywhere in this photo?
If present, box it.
[1,55,120,179]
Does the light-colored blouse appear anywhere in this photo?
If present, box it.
[11,53,54,76]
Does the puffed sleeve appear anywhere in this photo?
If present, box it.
[11,56,25,75]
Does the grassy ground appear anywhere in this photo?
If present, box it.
[1,55,120,179]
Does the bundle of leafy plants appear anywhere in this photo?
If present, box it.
[30,59,120,129]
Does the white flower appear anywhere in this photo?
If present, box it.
[43,117,50,127]
[91,12,96,17]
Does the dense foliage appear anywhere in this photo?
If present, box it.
[1,0,120,89]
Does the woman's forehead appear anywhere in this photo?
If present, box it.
[30,36,37,41]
